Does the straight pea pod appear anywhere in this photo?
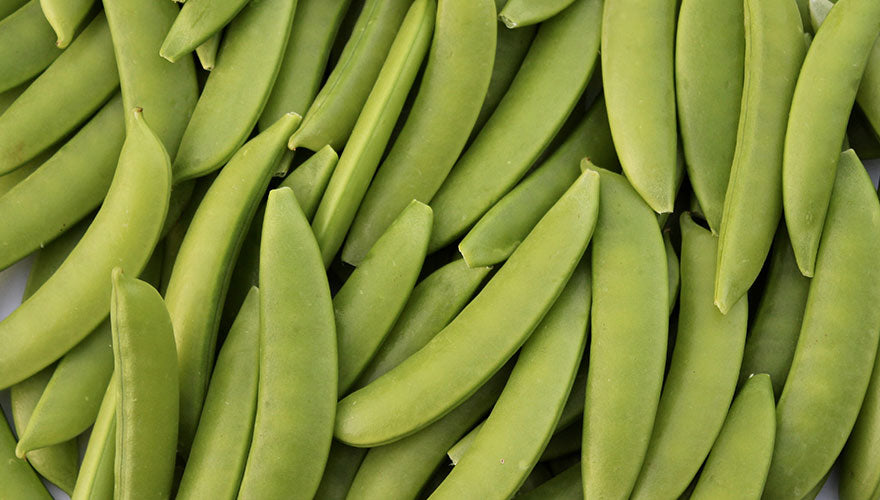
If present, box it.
[71,377,117,500]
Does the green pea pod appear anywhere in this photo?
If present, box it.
[314,442,368,500]
[0,413,50,499]
[171,0,297,182]
[0,12,118,175]
[0,0,27,18]
[341,0,496,264]
[0,107,170,390]
[278,145,339,220]
[630,213,748,499]
[664,230,679,313]
[841,344,880,500]
[195,32,220,71]
[582,167,668,499]
[0,0,62,93]
[518,463,582,500]
[164,113,300,453]
[690,374,776,500]
[499,0,576,27]
[764,150,880,499]
[159,0,252,62]
[71,377,117,500]
[238,187,336,499]
[855,34,880,145]
[714,0,805,314]
[39,0,93,48]
[159,174,214,295]
[335,170,599,447]
[427,0,601,251]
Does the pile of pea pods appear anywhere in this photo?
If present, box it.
[2,0,880,497]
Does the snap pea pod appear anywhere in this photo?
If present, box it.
[0,12,118,175]
[71,377,116,500]
[539,420,582,461]
[341,0,496,265]
[0,0,26,18]
[498,0,576,27]
[314,442,368,500]
[159,0,252,62]
[518,463,582,500]
[427,0,601,251]
[159,174,214,295]
[171,0,297,182]
[855,31,880,144]
[335,170,599,447]
[841,343,880,500]
[164,113,300,453]
[0,107,170,390]
[278,145,339,219]
[690,374,776,500]
[764,150,880,499]
[238,187,337,499]
[0,0,62,93]
[664,230,679,313]
[0,411,50,499]
[195,33,220,71]
[582,167,668,500]
[714,0,805,314]
[39,0,93,48]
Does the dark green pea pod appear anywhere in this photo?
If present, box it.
[0,0,62,93]
[0,413,50,499]
[499,0,577,27]
[313,442,368,500]
[39,0,94,48]
[517,463,582,500]
[539,422,581,462]
[664,229,680,313]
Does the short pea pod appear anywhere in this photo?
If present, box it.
[335,170,599,447]
[841,343,880,500]
[314,442,368,500]
[0,413,50,500]
[499,0,576,27]
[517,463,582,500]
[278,145,339,220]
[0,0,62,93]
[71,377,117,500]
[341,0,496,265]
[690,374,775,500]
[630,213,747,500]
[582,167,668,500]
[159,0,252,62]
[39,0,93,48]
[238,187,336,499]
[427,0,601,250]
[195,33,220,70]
[764,150,880,499]
[714,0,805,314]
[0,107,170,390]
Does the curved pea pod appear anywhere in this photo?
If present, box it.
[582,167,668,499]
[764,150,880,499]
[0,0,62,93]
[0,415,50,499]
[630,213,747,499]
[518,463,582,500]
[690,374,775,500]
[159,0,252,62]
[714,0,805,314]
[0,0,27,18]
[39,0,93,48]
[314,442,368,500]
[341,0,496,264]
[164,113,300,453]
[427,0,601,251]
[71,378,116,500]
[335,169,599,447]
[278,145,338,220]
[499,0,576,27]
[171,0,297,182]
[841,345,880,500]
[195,33,220,70]
[237,188,337,499]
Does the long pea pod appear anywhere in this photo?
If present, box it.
[0,413,50,499]
[39,0,93,47]
[499,0,576,27]
[278,145,339,219]
[841,343,880,500]
[159,174,214,295]
[159,0,252,62]
[71,377,117,500]
[0,0,62,93]
[313,442,368,500]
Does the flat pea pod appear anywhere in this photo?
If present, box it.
[171,0,297,182]
[314,442,368,500]
[159,0,252,62]
[39,0,93,48]
[195,33,220,70]
[0,411,51,499]
[310,0,434,266]
[0,0,62,93]
[690,374,776,500]
[498,0,576,27]
[764,150,880,499]
[630,213,748,500]
[664,229,679,313]
[278,145,339,220]
[238,187,336,499]
[518,463,582,500]
[0,107,170,390]
[341,0,496,265]
[71,377,117,500]
[714,0,805,314]
[335,170,599,447]
[582,167,668,500]
[426,0,601,251]
[164,113,300,453]
[841,344,880,500]
[0,12,118,175]
[0,0,27,18]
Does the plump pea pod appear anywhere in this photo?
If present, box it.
[664,230,679,313]
[499,0,576,27]
[0,108,170,390]
[335,170,599,447]
[171,0,297,182]
[675,0,744,233]
[195,32,220,70]
[164,113,300,453]
[39,0,93,48]
[341,0,496,264]
[71,377,116,500]
[314,442,368,500]
[841,345,880,500]
[159,174,213,295]
[427,0,601,251]
[0,0,27,18]
[714,0,806,314]
[310,0,434,266]
[518,463,581,500]
[0,12,118,175]
[0,0,62,93]
[238,187,337,499]
[582,166,668,499]
[690,374,776,500]
[0,412,50,499]
[630,213,748,499]
[335,200,432,394]
[159,0,252,62]
[278,145,338,220]
[764,150,880,499]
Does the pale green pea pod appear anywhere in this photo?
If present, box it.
[518,463,582,500]
[195,32,221,71]
[278,145,339,220]
[159,0,252,62]
[664,229,679,313]
[841,343,880,500]
[39,0,93,48]
[335,169,599,447]
[0,0,27,18]
[71,377,117,500]
[0,412,51,499]
[499,0,576,27]
[314,442,368,500]
[0,0,62,93]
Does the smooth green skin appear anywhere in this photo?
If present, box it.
[663,230,679,313]
[0,12,118,175]
[159,174,214,295]
[71,377,116,500]
[714,0,805,314]
[841,343,880,500]
[518,463,582,500]
[335,170,599,447]
[582,167,668,500]
[334,200,432,394]
[288,0,412,151]
[764,150,880,499]
[0,0,27,18]
[195,32,220,70]
[171,0,297,182]
[675,0,744,233]
[739,225,810,399]
[499,0,576,27]
[0,412,51,499]
[164,113,300,453]
[159,0,252,62]
[0,0,62,93]
[630,214,747,500]
[432,263,590,499]
[259,0,352,128]
[342,0,496,265]
[279,145,339,220]
[177,287,260,500]
[690,374,776,500]
[314,442,368,500]
[311,0,434,267]
[110,269,179,500]
[238,188,337,499]
[427,0,601,251]
[0,108,170,390]
[0,78,29,116]
[40,0,93,48]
